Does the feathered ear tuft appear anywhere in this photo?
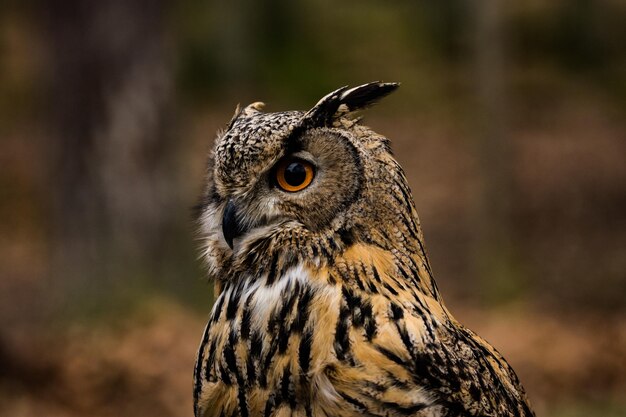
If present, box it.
[304,81,399,126]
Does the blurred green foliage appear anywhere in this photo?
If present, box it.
[173,0,626,106]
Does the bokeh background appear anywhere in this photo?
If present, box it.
[1,1,625,416]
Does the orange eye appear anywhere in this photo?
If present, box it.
[275,158,315,192]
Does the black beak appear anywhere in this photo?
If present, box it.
[222,200,246,249]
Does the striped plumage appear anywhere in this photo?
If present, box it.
[193,83,534,417]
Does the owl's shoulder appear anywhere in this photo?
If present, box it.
[324,244,534,417]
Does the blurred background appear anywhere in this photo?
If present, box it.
[1,0,625,416]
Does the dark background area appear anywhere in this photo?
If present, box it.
[1,1,625,416]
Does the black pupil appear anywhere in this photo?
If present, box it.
[284,162,307,186]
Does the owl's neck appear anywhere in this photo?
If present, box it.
[228,217,442,308]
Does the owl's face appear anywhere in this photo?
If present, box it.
[198,83,404,278]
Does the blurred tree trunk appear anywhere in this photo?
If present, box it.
[472,0,520,302]
[41,0,175,310]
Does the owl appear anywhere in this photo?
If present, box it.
[193,82,534,417]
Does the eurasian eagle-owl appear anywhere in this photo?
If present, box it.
[193,82,534,417]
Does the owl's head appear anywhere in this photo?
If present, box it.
[198,82,421,279]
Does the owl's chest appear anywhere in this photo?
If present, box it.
[195,265,345,416]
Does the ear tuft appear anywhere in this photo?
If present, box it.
[304,81,399,126]
[338,82,399,115]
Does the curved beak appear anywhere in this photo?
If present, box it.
[222,199,246,249]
